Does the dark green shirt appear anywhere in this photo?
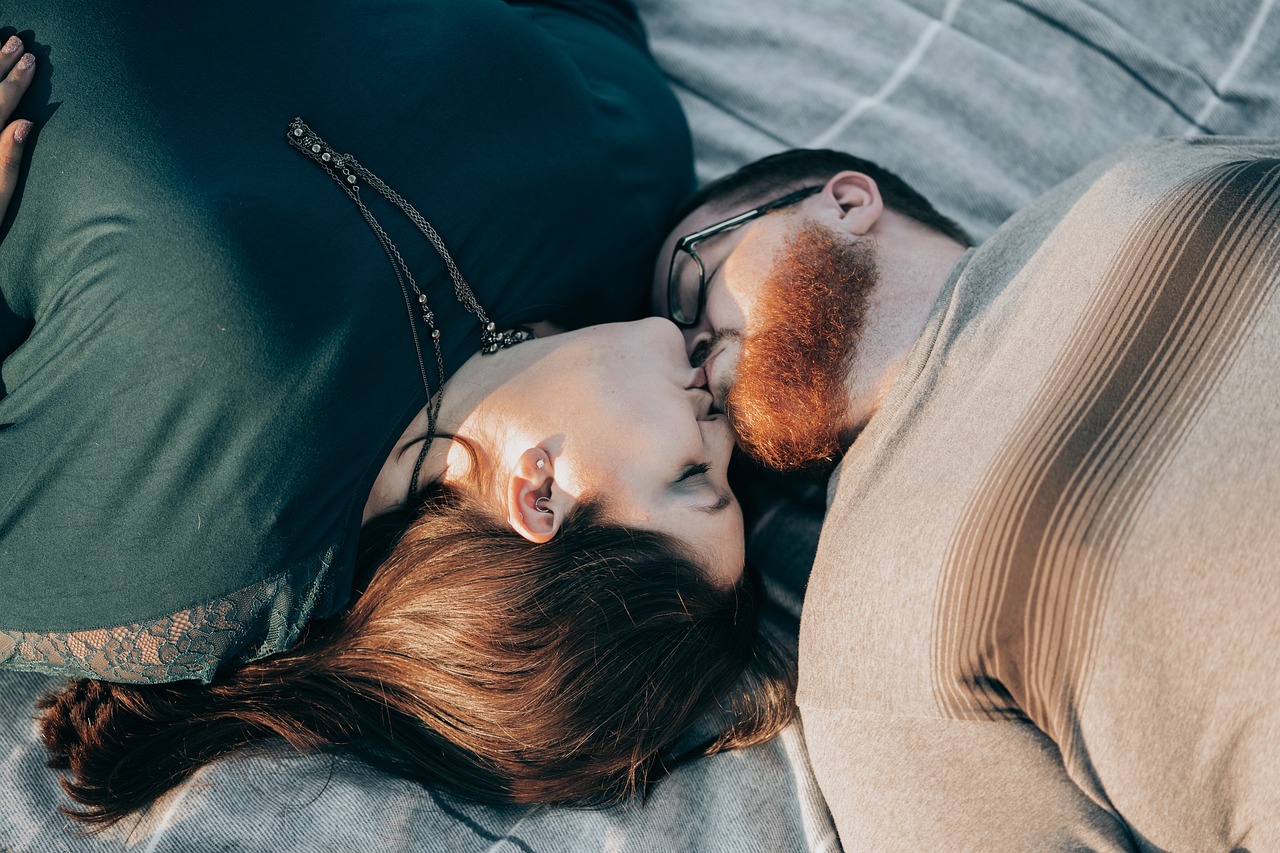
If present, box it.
[0,0,693,682]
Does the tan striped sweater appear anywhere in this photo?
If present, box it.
[799,138,1280,852]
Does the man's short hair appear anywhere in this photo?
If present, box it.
[679,149,972,247]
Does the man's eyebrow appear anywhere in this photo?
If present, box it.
[706,257,726,292]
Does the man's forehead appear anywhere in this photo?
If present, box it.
[680,196,750,233]
[668,203,725,242]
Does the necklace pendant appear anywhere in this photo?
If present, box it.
[481,326,534,355]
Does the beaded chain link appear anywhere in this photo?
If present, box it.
[286,118,533,499]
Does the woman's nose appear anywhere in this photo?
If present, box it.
[640,315,692,360]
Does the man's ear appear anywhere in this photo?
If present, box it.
[822,171,884,236]
[506,447,562,544]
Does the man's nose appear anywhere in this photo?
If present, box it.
[685,328,714,365]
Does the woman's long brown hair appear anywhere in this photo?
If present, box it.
[38,488,795,828]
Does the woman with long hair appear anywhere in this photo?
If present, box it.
[34,317,796,827]
[0,3,795,830]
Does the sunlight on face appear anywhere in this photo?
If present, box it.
[524,318,746,585]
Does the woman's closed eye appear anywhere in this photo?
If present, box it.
[676,461,712,484]
[675,461,732,514]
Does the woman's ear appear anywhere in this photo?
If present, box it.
[822,171,883,236]
[506,447,562,544]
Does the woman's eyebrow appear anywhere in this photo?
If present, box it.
[694,493,733,515]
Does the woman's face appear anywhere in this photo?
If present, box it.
[511,318,745,585]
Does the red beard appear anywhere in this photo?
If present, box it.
[726,222,878,473]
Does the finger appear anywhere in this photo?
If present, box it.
[0,49,35,126]
[0,36,23,94]
[0,35,22,78]
[0,118,32,218]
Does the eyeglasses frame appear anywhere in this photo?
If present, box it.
[666,185,823,328]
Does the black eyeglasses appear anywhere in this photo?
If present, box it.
[666,185,822,328]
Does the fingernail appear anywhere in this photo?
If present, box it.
[13,120,31,145]
[1,37,21,56]
[18,52,34,71]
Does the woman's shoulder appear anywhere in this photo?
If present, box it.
[0,559,346,684]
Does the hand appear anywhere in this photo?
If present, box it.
[0,34,35,221]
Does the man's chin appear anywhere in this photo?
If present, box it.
[721,219,877,476]
[729,396,847,475]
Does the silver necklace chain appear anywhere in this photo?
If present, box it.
[286,118,533,501]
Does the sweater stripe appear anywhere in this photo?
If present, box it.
[930,159,1280,778]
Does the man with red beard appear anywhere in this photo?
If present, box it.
[654,150,972,475]
[652,140,1280,850]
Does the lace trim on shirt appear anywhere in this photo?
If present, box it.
[0,551,338,684]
